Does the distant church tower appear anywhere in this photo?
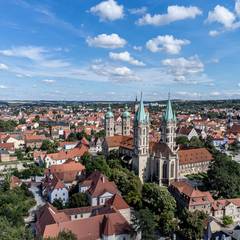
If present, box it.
[132,93,150,182]
[161,94,177,152]
[105,105,114,137]
[122,105,131,136]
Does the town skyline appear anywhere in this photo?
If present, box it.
[0,0,240,100]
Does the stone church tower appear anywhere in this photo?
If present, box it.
[122,105,131,136]
[132,93,150,182]
[104,105,114,137]
[161,94,177,152]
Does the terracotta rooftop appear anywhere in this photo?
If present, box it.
[178,148,213,165]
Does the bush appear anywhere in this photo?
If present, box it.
[223,215,233,226]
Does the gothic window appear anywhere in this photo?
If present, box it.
[171,162,175,178]
[163,162,167,179]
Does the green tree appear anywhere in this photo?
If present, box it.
[56,230,77,240]
[110,167,142,208]
[222,215,233,226]
[189,136,204,148]
[0,120,17,132]
[84,155,111,177]
[176,136,189,146]
[15,149,24,161]
[69,193,88,208]
[132,208,156,240]
[178,209,207,240]
[142,183,177,235]
[52,198,64,210]
[207,152,240,198]
[41,140,58,153]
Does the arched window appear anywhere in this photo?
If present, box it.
[171,162,175,178]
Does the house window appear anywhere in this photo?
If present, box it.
[75,215,78,219]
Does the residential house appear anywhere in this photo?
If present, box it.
[43,145,88,167]
[42,174,69,204]
[44,159,85,187]
[35,201,134,240]
[25,134,46,149]
[79,171,119,206]
[169,181,214,214]
[177,126,200,140]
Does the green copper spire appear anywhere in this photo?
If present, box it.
[105,104,114,119]
[122,104,130,118]
[164,93,176,122]
[136,92,147,123]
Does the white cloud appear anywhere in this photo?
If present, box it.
[86,34,127,49]
[109,51,145,66]
[90,0,124,21]
[176,91,202,98]
[207,5,236,28]
[236,0,240,15]
[133,46,142,51]
[0,63,8,70]
[206,4,240,36]
[146,35,190,54]
[91,63,140,81]
[210,91,221,96]
[0,46,46,61]
[0,46,70,68]
[42,79,56,84]
[0,85,8,89]
[162,55,204,82]
[129,7,147,15]
[209,30,221,37]
[137,5,202,26]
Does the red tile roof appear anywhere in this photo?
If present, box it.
[45,160,85,183]
[81,171,119,197]
[178,148,213,165]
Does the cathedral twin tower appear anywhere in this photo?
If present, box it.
[104,93,179,186]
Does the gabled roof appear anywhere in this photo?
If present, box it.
[43,211,132,239]
[106,194,129,210]
[80,171,119,197]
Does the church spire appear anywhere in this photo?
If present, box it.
[164,93,176,122]
[136,92,147,123]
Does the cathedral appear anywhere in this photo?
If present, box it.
[104,94,179,186]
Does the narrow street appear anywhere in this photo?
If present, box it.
[25,181,45,224]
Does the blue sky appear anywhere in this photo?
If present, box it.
[0,0,240,101]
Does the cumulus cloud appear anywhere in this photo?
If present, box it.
[207,5,236,28]
[0,85,8,89]
[86,34,126,49]
[129,7,147,15]
[162,55,204,81]
[0,63,8,70]
[236,0,240,15]
[137,5,202,26]
[146,35,190,54]
[133,46,142,51]
[42,79,56,84]
[109,51,145,66]
[206,4,240,36]
[90,0,124,21]
[91,63,140,81]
